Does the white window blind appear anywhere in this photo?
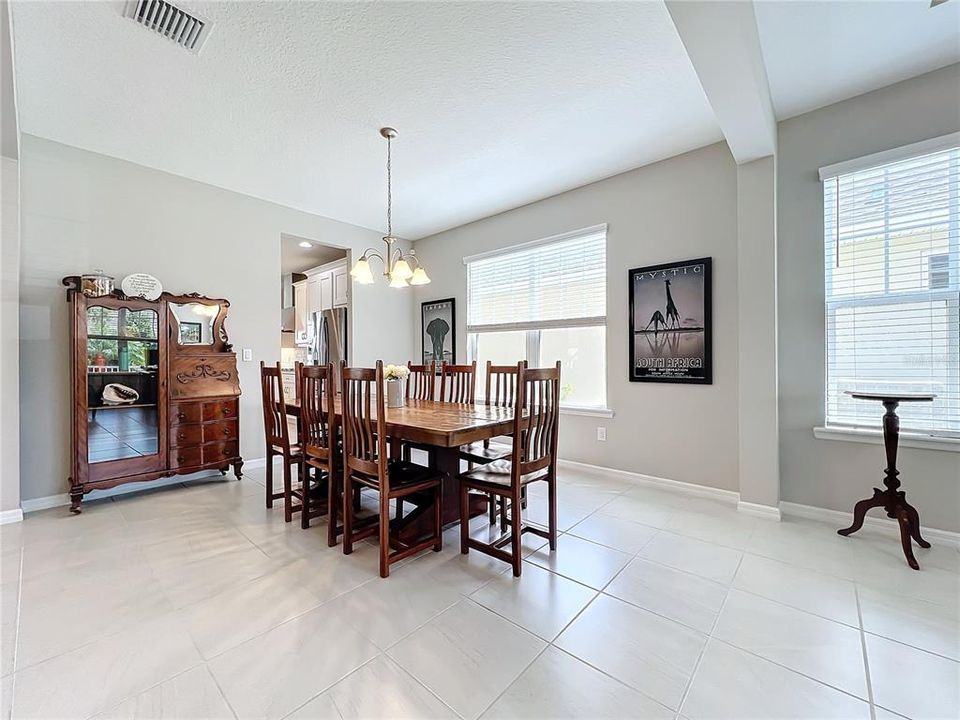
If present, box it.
[465,225,606,333]
[823,143,960,437]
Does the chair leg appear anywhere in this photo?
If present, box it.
[547,476,558,551]
[342,475,354,555]
[460,484,470,555]
[283,459,293,523]
[327,466,339,548]
[499,491,508,532]
[488,492,496,525]
[379,490,390,578]
[300,459,311,529]
[433,485,442,552]
[396,497,404,520]
[510,492,522,577]
[265,448,274,508]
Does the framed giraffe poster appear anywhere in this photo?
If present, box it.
[629,257,712,384]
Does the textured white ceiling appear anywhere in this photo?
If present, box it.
[755,0,960,120]
[10,0,722,238]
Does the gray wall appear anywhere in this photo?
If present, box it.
[19,135,413,502]
[413,142,741,491]
[778,64,960,532]
[1,156,19,514]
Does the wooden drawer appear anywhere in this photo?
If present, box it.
[170,402,202,426]
[170,355,240,400]
[202,420,238,444]
[203,400,238,423]
[169,446,203,469]
[170,424,203,448]
[203,440,239,465]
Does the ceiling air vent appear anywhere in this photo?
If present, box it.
[123,0,212,53]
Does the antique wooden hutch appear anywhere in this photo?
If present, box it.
[63,277,243,512]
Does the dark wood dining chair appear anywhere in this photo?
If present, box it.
[460,361,527,524]
[398,361,436,517]
[439,361,477,403]
[459,362,560,576]
[299,364,341,542]
[406,361,435,401]
[341,361,444,577]
[260,362,304,522]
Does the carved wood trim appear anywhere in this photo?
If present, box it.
[176,363,233,384]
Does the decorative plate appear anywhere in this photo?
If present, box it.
[121,273,163,301]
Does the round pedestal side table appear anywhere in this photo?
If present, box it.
[837,391,936,570]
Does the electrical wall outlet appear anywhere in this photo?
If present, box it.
[242,348,253,362]
[597,427,607,442]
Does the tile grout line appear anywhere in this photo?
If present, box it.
[7,545,24,718]
[674,551,743,715]
[202,662,241,720]
[854,584,878,720]
[468,524,673,718]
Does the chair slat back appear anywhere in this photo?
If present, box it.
[300,364,335,460]
[440,361,476,404]
[340,361,386,481]
[260,362,290,450]
[513,362,561,479]
[485,361,525,408]
[293,361,303,402]
[406,361,435,401]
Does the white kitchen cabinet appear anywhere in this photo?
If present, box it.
[307,275,321,319]
[320,273,334,312]
[333,266,349,307]
[294,280,309,345]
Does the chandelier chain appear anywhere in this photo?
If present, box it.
[386,134,392,237]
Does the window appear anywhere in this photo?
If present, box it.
[822,139,959,436]
[465,225,607,410]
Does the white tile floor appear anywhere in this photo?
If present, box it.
[1,464,958,720]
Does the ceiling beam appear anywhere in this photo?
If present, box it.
[666,0,776,164]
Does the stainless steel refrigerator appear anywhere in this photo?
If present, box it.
[310,307,348,369]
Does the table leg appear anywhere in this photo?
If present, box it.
[394,445,488,544]
[836,399,928,570]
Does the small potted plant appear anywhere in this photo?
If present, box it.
[383,364,410,408]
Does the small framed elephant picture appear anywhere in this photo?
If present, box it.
[421,298,456,371]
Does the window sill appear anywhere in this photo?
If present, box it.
[813,426,960,453]
[561,406,615,419]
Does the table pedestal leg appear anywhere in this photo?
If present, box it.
[394,445,488,545]
[836,399,928,570]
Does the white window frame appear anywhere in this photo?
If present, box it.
[464,225,611,415]
[818,133,960,444]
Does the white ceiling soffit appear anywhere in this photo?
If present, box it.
[666,1,776,164]
[755,0,960,120]
[1,0,18,160]
[10,0,722,239]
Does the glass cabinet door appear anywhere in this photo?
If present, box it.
[85,305,160,463]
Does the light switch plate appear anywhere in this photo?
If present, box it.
[597,427,607,442]
[242,348,253,362]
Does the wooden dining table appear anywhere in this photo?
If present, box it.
[285,397,515,542]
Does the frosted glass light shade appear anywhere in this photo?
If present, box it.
[409,267,431,285]
[391,259,413,280]
[388,273,409,288]
[350,258,375,284]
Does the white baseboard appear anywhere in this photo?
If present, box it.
[20,471,223,514]
[0,508,23,525]
[780,501,960,549]
[244,457,267,470]
[737,500,782,521]
[557,459,740,505]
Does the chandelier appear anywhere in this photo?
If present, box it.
[350,128,430,288]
